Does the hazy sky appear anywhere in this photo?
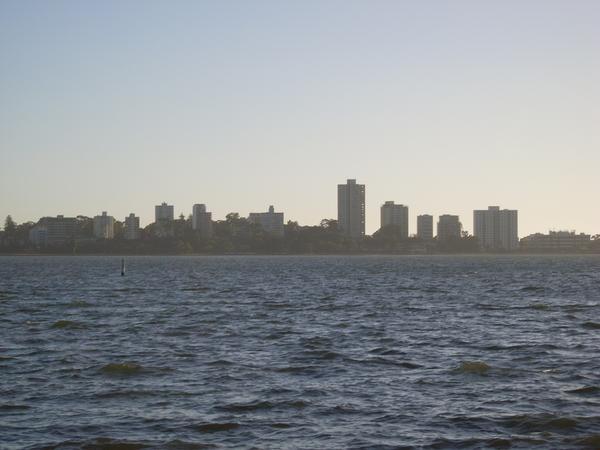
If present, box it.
[1,1,598,236]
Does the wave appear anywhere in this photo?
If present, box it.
[501,413,579,433]
[194,422,240,433]
[66,299,91,308]
[0,290,18,299]
[163,440,218,449]
[51,319,86,329]
[574,435,600,449]
[582,321,600,330]
[454,361,491,375]
[0,404,30,411]
[217,399,308,413]
[427,437,514,449]
[272,365,318,374]
[181,287,210,292]
[565,386,599,395]
[94,389,157,399]
[39,437,150,449]
[100,362,143,376]
[217,400,274,412]
[529,303,549,310]
[520,285,545,292]
[351,356,422,369]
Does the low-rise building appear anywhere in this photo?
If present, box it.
[29,225,48,246]
[520,231,591,252]
[37,215,77,245]
[248,205,284,237]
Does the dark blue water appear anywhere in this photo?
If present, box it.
[1,255,599,449]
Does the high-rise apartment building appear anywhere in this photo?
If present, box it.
[192,204,213,238]
[124,213,140,240]
[380,201,408,238]
[248,205,284,237]
[437,215,462,241]
[93,212,115,239]
[155,202,174,222]
[154,202,175,237]
[417,214,433,240]
[473,206,518,251]
[337,179,365,238]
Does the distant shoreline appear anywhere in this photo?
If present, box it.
[2,252,599,257]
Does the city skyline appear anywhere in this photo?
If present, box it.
[1,1,599,235]
[2,186,599,238]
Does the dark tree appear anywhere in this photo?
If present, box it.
[4,215,16,234]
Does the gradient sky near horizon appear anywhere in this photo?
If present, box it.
[1,0,599,236]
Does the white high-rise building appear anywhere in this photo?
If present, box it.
[417,214,433,240]
[380,201,408,238]
[155,202,174,222]
[337,179,365,238]
[248,205,284,237]
[124,213,140,240]
[192,204,213,238]
[93,212,115,239]
[474,206,518,251]
[437,215,462,241]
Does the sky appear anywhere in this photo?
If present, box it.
[1,0,599,236]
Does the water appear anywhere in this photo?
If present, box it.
[1,255,599,449]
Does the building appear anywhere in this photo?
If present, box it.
[155,202,174,222]
[248,205,284,237]
[417,214,434,240]
[437,215,462,241]
[192,204,213,238]
[37,215,77,245]
[154,202,174,237]
[124,213,140,240]
[473,206,518,251]
[520,231,591,253]
[93,212,115,239]
[338,179,365,238]
[380,201,409,238]
[29,225,48,247]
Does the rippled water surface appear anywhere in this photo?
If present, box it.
[1,255,600,449]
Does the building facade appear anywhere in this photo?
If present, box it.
[437,215,462,241]
[520,231,591,252]
[337,179,365,238]
[473,206,518,251]
[192,204,213,238]
[124,213,140,240]
[35,215,77,245]
[417,214,434,240]
[93,212,115,239]
[154,202,174,237]
[29,225,48,247]
[155,202,174,222]
[248,205,284,237]
[380,201,409,238]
